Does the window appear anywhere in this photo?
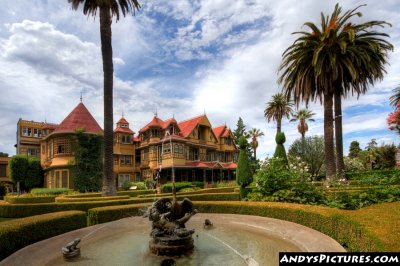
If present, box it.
[114,155,119,165]
[121,135,131,144]
[151,129,160,138]
[174,144,183,154]
[224,138,231,145]
[54,138,71,155]
[27,128,32,137]
[22,128,28,136]
[163,143,171,153]
[33,128,38,137]
[143,148,149,160]
[120,155,132,165]
[52,170,69,188]
[118,174,130,187]
[27,148,38,157]
[0,164,6,177]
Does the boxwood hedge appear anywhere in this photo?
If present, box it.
[4,196,56,204]
[0,210,86,260]
[88,203,150,225]
[55,196,130,202]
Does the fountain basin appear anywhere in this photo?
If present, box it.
[0,213,345,266]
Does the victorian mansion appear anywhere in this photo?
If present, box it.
[16,101,237,189]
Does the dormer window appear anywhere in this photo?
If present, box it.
[121,135,131,144]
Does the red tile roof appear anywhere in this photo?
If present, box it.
[221,162,237,169]
[117,117,129,125]
[213,125,226,138]
[139,116,178,133]
[133,137,140,142]
[222,127,231,137]
[42,123,58,130]
[52,102,103,134]
[114,127,134,134]
[178,115,205,138]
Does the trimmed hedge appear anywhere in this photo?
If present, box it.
[139,187,237,198]
[4,196,56,204]
[116,189,157,197]
[194,201,383,252]
[346,170,399,180]
[88,203,150,225]
[0,210,86,260]
[161,182,204,193]
[0,198,154,218]
[62,189,156,198]
[55,196,129,202]
[30,188,70,196]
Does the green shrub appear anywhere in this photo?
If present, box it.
[0,210,87,260]
[194,201,383,252]
[0,183,6,200]
[55,196,129,202]
[88,203,150,225]
[25,157,44,189]
[236,136,252,188]
[117,189,157,197]
[30,188,70,196]
[63,192,101,198]
[346,170,399,181]
[274,132,288,164]
[4,195,56,204]
[0,198,154,218]
[255,157,293,195]
[161,182,203,193]
[139,187,236,198]
[129,182,146,190]
[121,180,131,191]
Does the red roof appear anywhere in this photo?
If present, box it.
[117,117,129,125]
[213,125,225,138]
[222,127,231,137]
[52,102,103,134]
[133,137,140,142]
[114,127,134,134]
[178,115,205,137]
[42,123,58,130]
[139,116,177,133]
[221,162,237,169]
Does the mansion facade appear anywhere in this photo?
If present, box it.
[16,101,237,189]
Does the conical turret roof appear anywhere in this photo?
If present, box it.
[52,102,103,134]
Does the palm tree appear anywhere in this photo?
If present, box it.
[248,128,264,160]
[69,0,141,196]
[278,4,392,182]
[290,109,315,139]
[264,93,294,134]
[390,85,400,106]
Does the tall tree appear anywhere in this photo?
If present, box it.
[264,93,293,134]
[290,109,315,139]
[233,117,249,146]
[348,141,361,158]
[69,0,141,196]
[278,4,392,183]
[236,136,252,198]
[248,128,264,160]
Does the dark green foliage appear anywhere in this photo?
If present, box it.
[0,211,87,260]
[273,132,288,164]
[233,117,248,145]
[239,186,252,199]
[55,196,129,202]
[0,152,8,157]
[349,141,362,158]
[161,182,204,193]
[288,136,325,177]
[4,196,56,204]
[375,144,397,169]
[88,203,150,225]
[72,132,103,192]
[9,155,29,188]
[255,157,293,195]
[121,180,131,191]
[0,183,6,200]
[236,137,252,187]
[25,157,44,189]
[30,188,70,196]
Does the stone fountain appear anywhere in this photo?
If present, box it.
[144,131,197,256]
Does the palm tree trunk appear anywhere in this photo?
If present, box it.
[100,7,116,196]
[324,93,336,183]
[277,118,282,134]
[253,147,257,160]
[334,91,345,180]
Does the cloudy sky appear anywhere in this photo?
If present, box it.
[0,0,399,158]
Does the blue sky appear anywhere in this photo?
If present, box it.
[0,0,398,158]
